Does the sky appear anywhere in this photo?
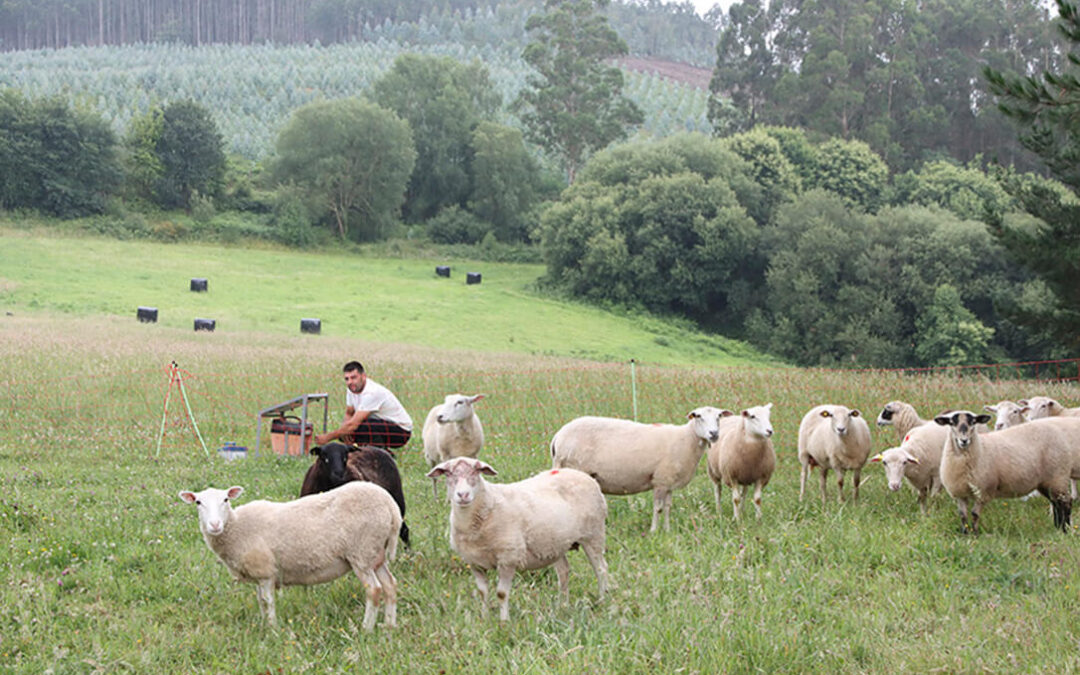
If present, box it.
[686,0,735,18]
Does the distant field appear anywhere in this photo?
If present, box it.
[0,229,769,367]
[2,312,1080,673]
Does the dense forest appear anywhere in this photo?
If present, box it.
[2,0,1079,367]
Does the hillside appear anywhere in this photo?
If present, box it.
[618,56,713,90]
[0,229,772,368]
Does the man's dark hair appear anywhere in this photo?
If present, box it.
[343,361,365,374]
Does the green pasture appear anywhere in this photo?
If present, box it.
[0,228,766,368]
[2,234,1080,673]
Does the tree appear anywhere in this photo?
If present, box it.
[154,99,226,209]
[0,90,121,217]
[914,284,995,366]
[808,137,889,213]
[515,0,644,183]
[467,121,540,242]
[708,0,781,133]
[984,0,1080,352]
[273,98,415,242]
[371,54,501,222]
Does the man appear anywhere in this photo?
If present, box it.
[313,361,413,449]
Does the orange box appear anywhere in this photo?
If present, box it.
[270,416,313,456]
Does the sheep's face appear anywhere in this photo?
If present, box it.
[934,410,990,450]
[1023,397,1062,421]
[820,406,860,437]
[870,448,919,491]
[741,404,773,439]
[876,402,899,427]
[437,394,485,424]
[311,442,351,486]
[179,486,243,537]
[688,406,733,444]
[427,457,497,507]
[984,401,1027,431]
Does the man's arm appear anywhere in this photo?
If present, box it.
[314,407,371,445]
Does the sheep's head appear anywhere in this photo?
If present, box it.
[436,393,485,424]
[870,448,919,491]
[1022,396,1062,421]
[983,401,1027,431]
[179,486,243,537]
[741,403,774,439]
[427,457,496,506]
[819,405,861,437]
[688,406,733,444]
[310,442,353,486]
[934,410,990,450]
[876,401,900,427]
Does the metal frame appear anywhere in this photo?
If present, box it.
[254,393,329,457]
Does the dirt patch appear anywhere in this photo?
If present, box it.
[618,56,713,90]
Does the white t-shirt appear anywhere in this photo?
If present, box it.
[346,378,413,432]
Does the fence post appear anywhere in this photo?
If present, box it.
[630,359,638,422]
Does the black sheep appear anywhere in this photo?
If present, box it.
[300,442,410,547]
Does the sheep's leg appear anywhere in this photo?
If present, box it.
[799,463,808,502]
[836,469,846,503]
[358,568,382,632]
[918,487,929,516]
[651,488,671,532]
[713,480,723,515]
[752,481,765,520]
[970,502,982,535]
[374,561,397,628]
[731,484,743,521]
[819,468,829,505]
[955,498,971,534]
[471,567,490,618]
[852,468,862,502]
[553,555,570,604]
[256,578,276,627]
[581,540,608,599]
[495,565,515,623]
[1072,479,1077,502]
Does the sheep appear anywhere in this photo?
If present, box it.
[983,400,1029,431]
[423,393,485,494]
[933,411,1080,533]
[1022,396,1080,421]
[178,482,401,629]
[869,422,949,515]
[550,406,732,532]
[798,404,872,504]
[425,457,608,623]
[705,403,775,520]
[299,442,410,547]
[875,400,928,440]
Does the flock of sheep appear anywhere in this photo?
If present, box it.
[178,393,1080,630]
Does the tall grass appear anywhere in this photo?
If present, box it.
[2,315,1080,673]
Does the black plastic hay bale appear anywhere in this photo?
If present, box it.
[194,318,216,332]
[436,265,451,278]
[301,318,321,335]
[190,278,208,292]
[137,306,158,323]
[466,272,482,285]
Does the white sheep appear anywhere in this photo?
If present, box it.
[550,406,732,532]
[869,422,949,515]
[983,400,1029,431]
[798,404,872,504]
[1022,396,1080,421]
[705,403,775,520]
[934,411,1080,533]
[178,482,401,630]
[875,400,928,440]
[426,457,608,623]
[423,393,485,467]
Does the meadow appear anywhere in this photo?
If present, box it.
[3,234,1080,673]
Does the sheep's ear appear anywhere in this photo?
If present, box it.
[310,445,322,456]
[904,451,920,465]
[983,405,997,413]
[869,453,883,463]
[687,410,700,420]
[1018,399,1029,406]
[764,402,773,410]
[934,414,953,426]
[474,460,498,476]
[225,486,244,500]
[179,491,197,504]
[850,409,861,418]
[470,394,486,403]
[426,461,451,478]
[1020,405,1030,415]
[719,409,734,417]
[975,413,992,425]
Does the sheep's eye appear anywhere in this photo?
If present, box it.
[194,500,201,505]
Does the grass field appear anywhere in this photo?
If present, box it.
[3,234,1080,673]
